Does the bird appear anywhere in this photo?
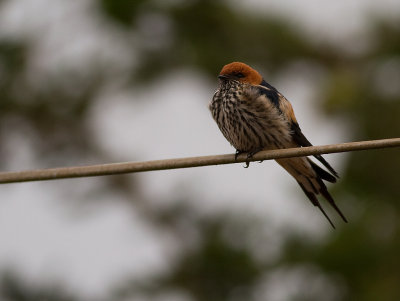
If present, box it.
[209,61,347,228]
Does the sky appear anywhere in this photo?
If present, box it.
[0,0,399,299]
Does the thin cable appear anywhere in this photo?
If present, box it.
[0,138,399,184]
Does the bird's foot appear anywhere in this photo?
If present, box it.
[235,149,246,161]
[244,148,264,168]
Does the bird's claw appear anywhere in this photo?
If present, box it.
[244,153,254,168]
[243,148,264,168]
[235,150,245,161]
[237,149,263,168]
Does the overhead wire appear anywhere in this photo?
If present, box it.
[0,138,399,184]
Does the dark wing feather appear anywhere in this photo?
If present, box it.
[308,158,336,183]
[291,122,339,178]
[258,80,281,109]
[258,79,339,179]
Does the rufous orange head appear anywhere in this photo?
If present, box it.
[218,62,263,85]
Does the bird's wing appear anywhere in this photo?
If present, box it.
[256,82,345,226]
[259,83,339,178]
[289,118,339,177]
[258,80,298,123]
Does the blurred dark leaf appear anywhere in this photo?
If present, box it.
[0,272,82,301]
[99,0,148,25]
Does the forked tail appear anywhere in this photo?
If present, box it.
[276,157,347,228]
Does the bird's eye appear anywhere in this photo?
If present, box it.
[235,72,245,78]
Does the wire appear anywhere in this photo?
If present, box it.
[0,138,399,184]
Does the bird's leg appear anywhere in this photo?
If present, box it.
[244,147,265,168]
[235,149,252,168]
[235,149,246,161]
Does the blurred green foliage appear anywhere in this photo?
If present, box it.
[0,271,80,301]
[115,212,267,301]
[0,39,105,167]
[0,0,399,300]
[100,0,320,81]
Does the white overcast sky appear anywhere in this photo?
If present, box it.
[0,0,399,299]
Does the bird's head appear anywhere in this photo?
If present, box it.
[218,62,263,85]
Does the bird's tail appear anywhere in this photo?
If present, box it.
[276,157,347,228]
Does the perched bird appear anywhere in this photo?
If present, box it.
[209,62,347,228]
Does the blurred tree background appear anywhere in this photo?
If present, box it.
[0,0,399,301]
